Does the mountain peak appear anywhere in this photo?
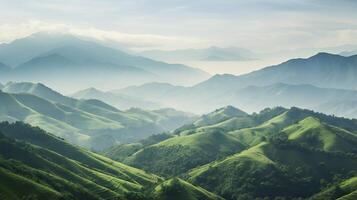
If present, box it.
[310,52,344,60]
[217,105,248,117]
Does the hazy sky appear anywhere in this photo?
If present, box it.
[1,0,357,74]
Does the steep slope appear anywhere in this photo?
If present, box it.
[153,178,224,200]
[72,87,162,110]
[188,141,357,199]
[124,129,246,176]
[0,122,161,200]
[0,82,197,150]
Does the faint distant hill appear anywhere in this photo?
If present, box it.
[340,50,357,57]
[72,87,163,110]
[0,32,210,90]
[114,53,357,116]
[140,46,256,62]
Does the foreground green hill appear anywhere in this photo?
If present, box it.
[0,82,197,150]
[0,122,161,200]
[187,140,357,199]
[153,178,224,200]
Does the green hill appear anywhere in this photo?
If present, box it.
[187,140,357,199]
[229,107,357,146]
[193,106,248,127]
[0,122,161,200]
[124,129,246,177]
[283,117,357,153]
[103,133,173,162]
[312,177,357,200]
[153,178,224,200]
[173,106,286,136]
[0,82,197,150]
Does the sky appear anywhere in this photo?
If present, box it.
[1,0,357,74]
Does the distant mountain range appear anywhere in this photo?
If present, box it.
[0,33,209,91]
[111,53,357,117]
[139,46,257,62]
[0,82,197,150]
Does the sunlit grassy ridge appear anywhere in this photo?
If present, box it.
[125,129,246,176]
[153,178,224,200]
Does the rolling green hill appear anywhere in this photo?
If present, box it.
[153,178,224,200]
[0,82,197,150]
[124,129,246,177]
[174,106,287,136]
[282,117,357,153]
[0,122,161,200]
[229,107,357,146]
[187,140,357,199]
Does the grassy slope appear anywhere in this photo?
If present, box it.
[311,177,357,200]
[283,117,357,153]
[187,141,357,199]
[229,107,357,147]
[0,122,161,199]
[104,133,173,162]
[0,166,61,200]
[153,178,224,200]
[125,129,246,177]
[193,106,248,127]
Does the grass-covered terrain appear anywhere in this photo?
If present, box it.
[0,82,197,150]
[2,104,357,199]
[103,106,357,199]
[312,177,357,200]
[153,178,224,200]
[124,129,246,176]
[187,140,357,199]
[0,122,161,200]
